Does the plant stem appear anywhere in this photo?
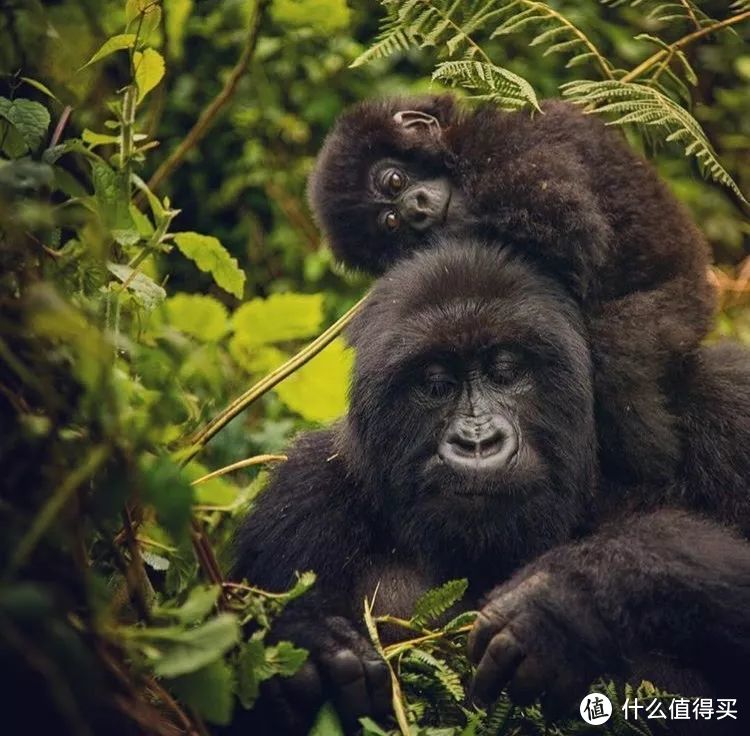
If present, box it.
[181,294,367,464]
[190,454,287,485]
[621,11,750,83]
[146,0,268,193]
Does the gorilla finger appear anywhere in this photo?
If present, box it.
[472,630,524,705]
[261,677,314,735]
[540,671,588,721]
[363,657,392,716]
[468,608,509,664]
[324,649,370,722]
[507,655,553,706]
[283,660,324,708]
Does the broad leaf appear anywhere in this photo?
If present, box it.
[80,34,137,69]
[173,232,246,299]
[165,293,229,342]
[0,97,50,151]
[134,48,166,102]
[232,292,324,346]
[107,262,166,309]
[168,659,234,725]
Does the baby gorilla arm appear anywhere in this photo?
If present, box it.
[469,509,750,715]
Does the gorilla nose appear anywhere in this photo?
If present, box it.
[402,189,435,230]
[439,416,518,472]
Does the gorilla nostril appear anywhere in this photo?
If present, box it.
[479,429,505,458]
[440,418,518,471]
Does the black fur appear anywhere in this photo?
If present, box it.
[232,243,750,734]
[308,94,717,482]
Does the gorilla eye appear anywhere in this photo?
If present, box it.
[383,210,400,231]
[388,170,404,193]
[422,365,457,400]
[491,351,522,385]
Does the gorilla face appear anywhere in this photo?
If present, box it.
[344,241,597,562]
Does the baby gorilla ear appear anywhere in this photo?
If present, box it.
[393,110,441,134]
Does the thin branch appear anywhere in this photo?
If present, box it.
[190,453,287,485]
[146,0,268,193]
[182,294,367,463]
[49,105,73,147]
[621,10,750,83]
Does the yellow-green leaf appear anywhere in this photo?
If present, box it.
[80,34,137,70]
[165,0,194,59]
[232,293,324,346]
[274,338,352,422]
[165,293,229,342]
[20,77,59,102]
[134,48,166,102]
[271,0,351,35]
[126,0,162,39]
[82,129,120,148]
[172,232,246,299]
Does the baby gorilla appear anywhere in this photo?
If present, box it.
[308,94,716,482]
[232,242,750,734]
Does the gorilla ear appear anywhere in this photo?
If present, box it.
[393,110,441,135]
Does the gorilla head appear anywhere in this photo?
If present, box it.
[340,240,597,567]
[308,95,471,273]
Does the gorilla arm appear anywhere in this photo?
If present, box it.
[469,509,750,714]
[231,429,392,733]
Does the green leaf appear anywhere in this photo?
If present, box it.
[140,455,194,539]
[274,337,352,422]
[310,702,346,736]
[271,0,351,34]
[20,76,59,102]
[92,163,139,245]
[142,614,240,678]
[236,638,309,709]
[165,0,194,59]
[82,129,121,148]
[80,34,137,69]
[173,232,246,299]
[359,716,389,736]
[266,641,308,676]
[134,48,166,102]
[0,97,51,151]
[157,585,220,624]
[165,293,229,342]
[411,579,468,628]
[168,659,234,725]
[231,292,324,346]
[107,262,166,309]
[126,0,163,39]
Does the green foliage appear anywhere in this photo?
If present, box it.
[1,0,748,734]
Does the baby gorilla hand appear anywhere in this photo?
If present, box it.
[468,571,619,718]
[257,614,391,734]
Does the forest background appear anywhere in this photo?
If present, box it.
[1,1,749,735]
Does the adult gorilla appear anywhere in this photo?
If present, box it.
[232,242,750,733]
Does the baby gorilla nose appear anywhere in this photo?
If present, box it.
[439,415,518,472]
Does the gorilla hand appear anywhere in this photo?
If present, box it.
[468,570,620,718]
[257,614,391,734]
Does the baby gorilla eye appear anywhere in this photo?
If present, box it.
[383,210,400,232]
[422,364,458,399]
[388,170,405,193]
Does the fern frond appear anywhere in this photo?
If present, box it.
[410,578,468,628]
[493,2,614,79]
[433,60,540,110]
[601,0,716,28]
[731,0,750,11]
[562,79,747,203]
[405,648,465,701]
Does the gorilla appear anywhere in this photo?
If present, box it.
[307,94,717,481]
[232,242,750,734]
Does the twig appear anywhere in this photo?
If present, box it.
[146,0,268,193]
[182,294,367,463]
[49,105,73,147]
[621,11,750,83]
[190,453,287,485]
[120,507,155,622]
[146,675,204,736]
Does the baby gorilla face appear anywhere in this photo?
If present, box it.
[369,158,453,235]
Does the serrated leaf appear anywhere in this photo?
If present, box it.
[231,292,324,346]
[411,579,468,627]
[134,48,165,102]
[168,659,233,725]
[157,585,220,624]
[107,262,166,308]
[266,641,308,676]
[165,293,229,341]
[80,34,137,69]
[143,614,240,677]
[0,97,50,151]
[173,232,246,299]
[92,163,139,245]
[274,337,353,422]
